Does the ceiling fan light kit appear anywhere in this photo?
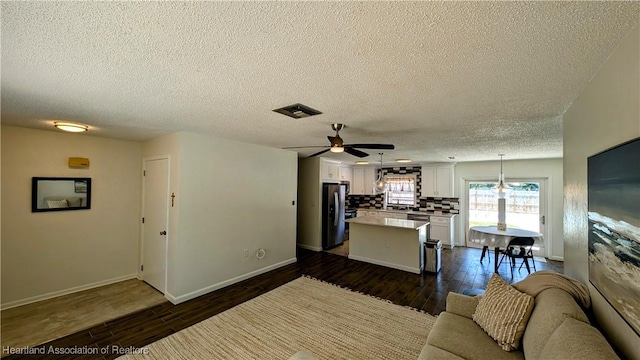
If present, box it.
[282,123,395,158]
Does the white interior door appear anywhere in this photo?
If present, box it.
[142,157,169,293]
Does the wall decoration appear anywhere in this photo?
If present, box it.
[74,180,88,193]
[588,137,640,335]
[32,177,92,212]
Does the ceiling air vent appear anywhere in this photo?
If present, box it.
[273,103,322,119]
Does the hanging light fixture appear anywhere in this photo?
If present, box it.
[373,152,388,194]
[492,154,512,198]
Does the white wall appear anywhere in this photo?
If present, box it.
[296,157,322,251]
[1,126,141,308]
[142,132,298,303]
[563,23,640,359]
[454,159,564,260]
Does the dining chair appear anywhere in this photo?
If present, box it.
[480,245,490,263]
[497,237,536,278]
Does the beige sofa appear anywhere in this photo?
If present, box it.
[419,287,619,360]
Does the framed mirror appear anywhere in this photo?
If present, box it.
[32,177,92,212]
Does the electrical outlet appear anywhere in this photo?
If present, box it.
[243,249,249,258]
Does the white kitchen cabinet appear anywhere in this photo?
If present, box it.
[321,159,341,182]
[351,166,377,195]
[429,215,455,248]
[339,165,352,182]
[421,164,454,197]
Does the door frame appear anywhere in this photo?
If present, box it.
[461,176,550,258]
[141,155,170,295]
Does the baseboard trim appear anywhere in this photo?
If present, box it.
[166,258,298,305]
[1,273,139,311]
[549,255,564,261]
[297,243,322,252]
[348,254,421,274]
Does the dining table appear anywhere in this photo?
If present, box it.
[467,226,543,272]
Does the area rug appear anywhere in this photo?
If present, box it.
[119,276,436,359]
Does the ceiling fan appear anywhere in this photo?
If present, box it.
[284,123,395,158]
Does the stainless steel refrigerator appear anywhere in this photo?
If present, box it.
[322,183,346,250]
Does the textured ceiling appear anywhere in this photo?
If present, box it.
[2,2,638,163]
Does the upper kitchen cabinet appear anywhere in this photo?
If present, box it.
[320,159,341,182]
[351,166,377,195]
[421,164,455,197]
[339,165,352,182]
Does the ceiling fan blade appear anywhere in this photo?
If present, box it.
[344,147,369,158]
[346,143,395,150]
[282,146,329,149]
[308,148,331,157]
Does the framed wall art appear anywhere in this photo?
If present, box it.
[588,137,640,335]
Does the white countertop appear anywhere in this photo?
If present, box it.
[353,209,457,218]
[346,216,429,230]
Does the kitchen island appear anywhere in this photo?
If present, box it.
[346,217,430,274]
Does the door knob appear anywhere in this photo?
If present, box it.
[160,231,167,235]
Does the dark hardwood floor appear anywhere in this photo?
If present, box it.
[7,246,562,359]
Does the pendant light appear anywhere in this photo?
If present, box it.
[492,154,511,198]
[373,153,388,194]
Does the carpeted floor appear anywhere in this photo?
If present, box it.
[119,276,437,359]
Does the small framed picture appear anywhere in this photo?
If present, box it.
[74,180,88,193]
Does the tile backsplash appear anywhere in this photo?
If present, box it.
[346,166,421,210]
[346,166,459,214]
[420,197,460,214]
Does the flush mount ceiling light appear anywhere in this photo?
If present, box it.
[355,161,369,165]
[396,159,411,163]
[54,122,88,133]
[273,103,322,119]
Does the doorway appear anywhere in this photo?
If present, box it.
[466,179,547,257]
[142,157,169,294]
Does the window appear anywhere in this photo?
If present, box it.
[468,181,540,231]
[386,175,416,206]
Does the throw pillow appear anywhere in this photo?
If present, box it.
[47,199,69,209]
[472,273,534,351]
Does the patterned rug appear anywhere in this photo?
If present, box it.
[119,276,436,359]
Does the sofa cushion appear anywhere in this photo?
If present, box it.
[47,198,69,208]
[66,197,82,207]
[426,312,524,360]
[539,317,619,360]
[473,274,534,351]
[522,288,589,360]
[445,292,480,319]
[418,344,465,360]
